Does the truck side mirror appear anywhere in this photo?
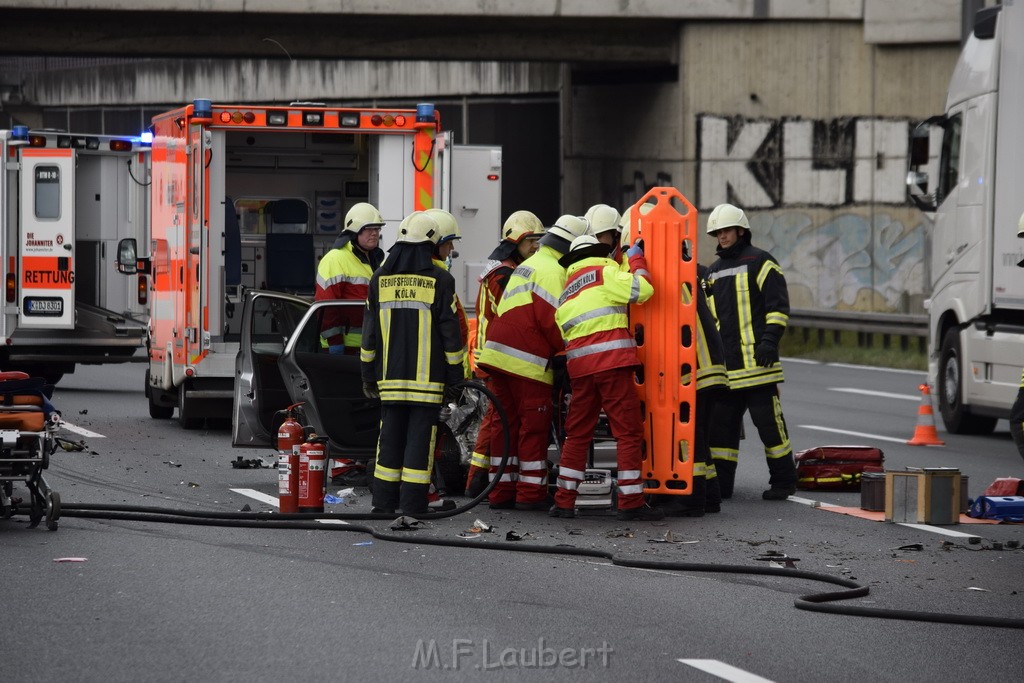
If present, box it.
[117,238,138,274]
[909,134,930,167]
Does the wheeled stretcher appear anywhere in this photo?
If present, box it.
[0,371,61,530]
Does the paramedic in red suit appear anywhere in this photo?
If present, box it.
[704,203,798,500]
[549,234,664,521]
[476,215,591,510]
[465,211,546,496]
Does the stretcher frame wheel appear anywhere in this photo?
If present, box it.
[45,491,60,531]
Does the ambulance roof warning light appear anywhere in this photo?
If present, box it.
[267,111,287,126]
[302,111,324,126]
[109,139,133,152]
[12,126,29,140]
[193,98,213,119]
[139,131,154,145]
[339,113,359,128]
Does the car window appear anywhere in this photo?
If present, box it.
[250,295,309,354]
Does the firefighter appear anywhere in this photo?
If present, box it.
[1010,211,1024,464]
[360,211,465,515]
[465,210,546,497]
[704,203,798,500]
[549,234,662,520]
[476,214,591,510]
[315,202,386,355]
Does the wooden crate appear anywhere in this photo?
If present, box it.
[884,469,961,525]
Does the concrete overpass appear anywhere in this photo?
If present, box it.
[0,1,963,62]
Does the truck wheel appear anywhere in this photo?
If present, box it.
[146,370,174,419]
[178,381,204,430]
[938,328,997,435]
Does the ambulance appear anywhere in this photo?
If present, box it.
[0,127,150,385]
[118,100,500,428]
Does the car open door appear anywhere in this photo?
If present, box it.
[275,299,381,461]
[232,290,311,448]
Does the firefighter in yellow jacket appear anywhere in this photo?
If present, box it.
[549,234,662,520]
[476,214,591,510]
[360,211,466,515]
[465,211,546,496]
[315,202,386,355]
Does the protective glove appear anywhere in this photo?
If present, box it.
[362,381,380,399]
[754,340,779,367]
[626,238,645,259]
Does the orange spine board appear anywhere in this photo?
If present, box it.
[626,187,698,496]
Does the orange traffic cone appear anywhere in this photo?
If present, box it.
[907,384,945,446]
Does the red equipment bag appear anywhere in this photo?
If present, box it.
[982,477,1024,497]
[795,446,884,491]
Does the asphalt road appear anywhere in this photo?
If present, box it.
[1,359,1022,682]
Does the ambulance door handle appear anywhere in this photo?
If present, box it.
[63,243,73,251]
[460,206,479,214]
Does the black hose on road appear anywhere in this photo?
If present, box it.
[34,381,1024,630]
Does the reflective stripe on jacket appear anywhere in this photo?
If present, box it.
[474,257,517,360]
[705,243,789,389]
[556,255,653,378]
[477,246,566,385]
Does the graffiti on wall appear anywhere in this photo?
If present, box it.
[749,209,925,314]
[696,113,914,210]
[690,113,926,314]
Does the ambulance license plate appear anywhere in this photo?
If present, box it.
[24,297,63,316]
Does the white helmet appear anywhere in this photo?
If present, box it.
[396,211,440,244]
[547,215,590,243]
[584,204,621,237]
[344,202,385,234]
[619,202,654,248]
[706,203,750,235]
[502,210,545,243]
[425,208,460,245]
[568,234,601,253]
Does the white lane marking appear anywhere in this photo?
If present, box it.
[790,495,982,542]
[798,425,909,444]
[229,488,349,525]
[830,387,919,401]
[783,358,925,376]
[59,421,105,438]
[897,523,980,540]
[788,496,836,508]
[231,488,279,507]
[678,659,775,682]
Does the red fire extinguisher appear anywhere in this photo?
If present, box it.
[298,433,328,513]
[277,403,304,514]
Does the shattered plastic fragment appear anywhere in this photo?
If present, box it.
[966,587,990,592]
[457,532,481,540]
[352,541,373,546]
[53,557,87,563]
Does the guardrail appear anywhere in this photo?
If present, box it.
[788,309,928,352]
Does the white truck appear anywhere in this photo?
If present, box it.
[117,100,499,428]
[0,127,149,385]
[907,2,1024,434]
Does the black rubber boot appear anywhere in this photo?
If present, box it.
[705,464,722,513]
[617,505,665,521]
[713,459,737,499]
[764,455,797,500]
